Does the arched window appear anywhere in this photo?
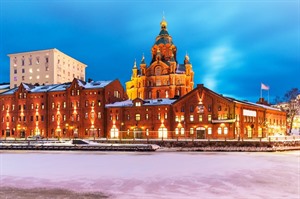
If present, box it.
[158,127,167,139]
[218,127,222,134]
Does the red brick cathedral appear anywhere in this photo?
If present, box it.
[0,19,286,140]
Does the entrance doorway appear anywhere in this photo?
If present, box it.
[196,127,205,139]
[134,127,143,139]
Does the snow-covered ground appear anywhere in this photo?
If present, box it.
[0,151,299,199]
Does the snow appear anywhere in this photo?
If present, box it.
[0,151,299,198]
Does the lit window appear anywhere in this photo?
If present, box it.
[98,100,101,106]
[175,128,179,135]
[199,115,203,122]
[135,114,141,121]
[164,113,168,119]
[63,115,66,121]
[180,128,185,135]
[218,127,222,134]
[190,128,194,134]
[208,127,212,134]
[145,113,149,120]
[45,75,49,78]
[175,115,179,122]
[29,76,32,80]
[208,114,212,121]
[158,113,161,120]
[135,102,141,106]
[224,127,228,135]
[77,90,80,95]
[98,112,101,119]
[36,75,40,79]
[190,115,194,122]
[180,115,184,121]
[85,113,88,119]
[52,103,55,109]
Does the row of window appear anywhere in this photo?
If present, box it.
[13,56,48,67]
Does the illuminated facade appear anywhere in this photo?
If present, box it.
[0,79,125,138]
[106,84,286,139]
[126,18,194,100]
[8,48,87,89]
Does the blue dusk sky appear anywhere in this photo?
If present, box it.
[0,0,299,103]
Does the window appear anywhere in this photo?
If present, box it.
[77,90,80,95]
[190,115,194,122]
[180,115,184,121]
[98,112,101,119]
[135,114,141,121]
[31,103,34,109]
[135,102,141,106]
[22,58,25,66]
[199,115,203,122]
[91,112,95,119]
[190,105,194,112]
[29,57,32,65]
[63,102,66,108]
[91,101,95,107]
[14,69,17,74]
[208,114,212,121]
[41,103,44,109]
[85,113,88,119]
[175,115,179,122]
[181,106,185,112]
[85,100,89,107]
[180,128,185,135]
[127,114,130,120]
[110,127,119,139]
[145,113,149,120]
[218,127,222,134]
[22,68,25,73]
[51,115,55,122]
[36,57,40,64]
[190,128,194,134]
[218,106,221,111]
[208,127,212,134]
[45,57,49,63]
[36,116,39,121]
[158,113,161,120]
[224,127,228,135]
[208,105,212,112]
[98,100,101,106]
[164,113,168,119]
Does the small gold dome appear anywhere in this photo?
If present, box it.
[160,19,167,29]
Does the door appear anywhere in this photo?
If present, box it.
[196,127,205,139]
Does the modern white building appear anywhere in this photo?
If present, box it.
[8,48,87,88]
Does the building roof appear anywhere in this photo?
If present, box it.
[0,79,113,95]
[106,98,177,108]
[0,84,10,90]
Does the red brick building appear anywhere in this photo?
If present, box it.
[106,84,286,139]
[0,79,126,138]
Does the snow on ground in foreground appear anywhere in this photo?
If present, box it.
[0,151,299,199]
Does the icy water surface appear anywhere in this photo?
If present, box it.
[0,151,299,199]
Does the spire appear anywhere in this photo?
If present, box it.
[133,59,137,68]
[141,53,146,64]
[160,13,167,30]
[184,52,190,64]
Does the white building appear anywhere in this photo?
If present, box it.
[8,48,87,88]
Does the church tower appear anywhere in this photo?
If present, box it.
[126,17,194,100]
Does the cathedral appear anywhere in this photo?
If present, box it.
[126,18,194,100]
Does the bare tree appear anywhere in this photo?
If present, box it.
[282,88,300,133]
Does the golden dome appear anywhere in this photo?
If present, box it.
[160,18,167,30]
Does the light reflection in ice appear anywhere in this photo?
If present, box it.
[0,151,299,198]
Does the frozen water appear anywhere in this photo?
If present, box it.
[0,151,299,198]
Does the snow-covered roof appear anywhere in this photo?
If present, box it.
[82,80,112,89]
[106,98,177,108]
[0,87,18,95]
[48,83,72,92]
[0,84,10,90]
[228,97,282,111]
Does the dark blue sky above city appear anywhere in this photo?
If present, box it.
[0,0,299,103]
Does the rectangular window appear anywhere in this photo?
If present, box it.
[98,112,101,119]
[36,116,39,121]
[85,113,88,119]
[180,115,184,121]
[85,100,89,107]
[98,100,101,106]
[199,115,203,122]
[190,128,194,135]
[135,114,141,121]
[208,105,212,112]
[208,114,212,121]
[208,127,212,134]
[175,115,179,122]
[164,113,168,119]
[146,113,149,120]
[158,113,161,120]
[190,115,194,122]
[190,105,194,112]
